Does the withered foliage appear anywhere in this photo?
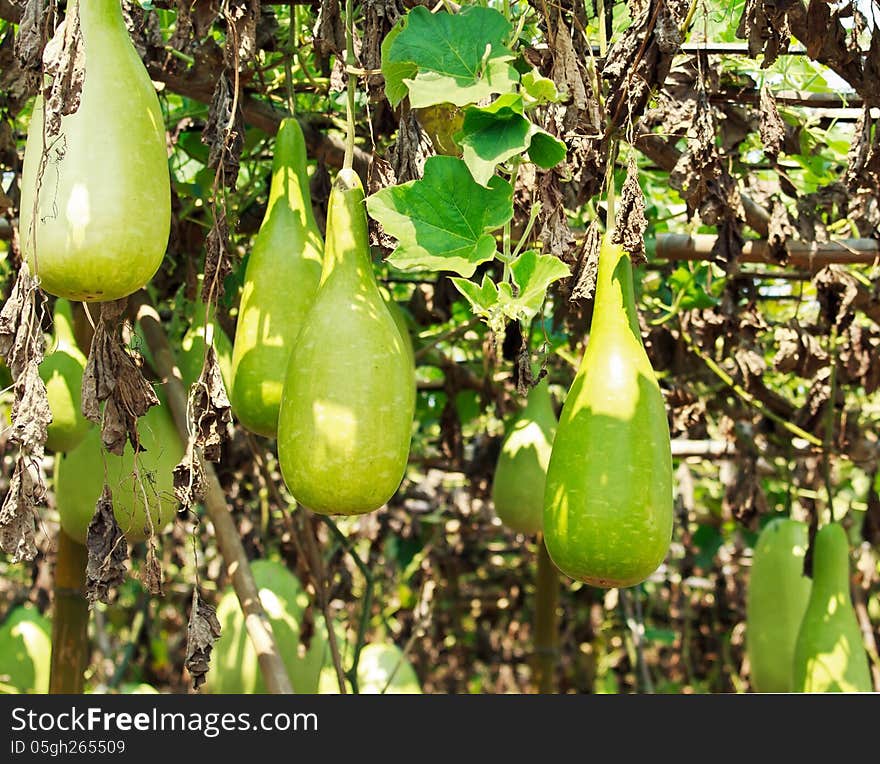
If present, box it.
[14,0,52,73]
[0,456,42,563]
[86,487,130,606]
[390,107,434,184]
[202,206,232,303]
[41,2,84,139]
[773,323,828,379]
[569,221,601,302]
[81,300,160,455]
[736,0,792,67]
[202,71,245,188]
[813,265,859,333]
[188,346,232,462]
[173,442,207,511]
[612,156,648,264]
[185,589,222,690]
[758,85,785,161]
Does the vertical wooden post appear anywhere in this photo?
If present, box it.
[49,529,90,693]
[533,534,559,693]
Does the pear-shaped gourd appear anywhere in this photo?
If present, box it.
[19,0,170,302]
[54,391,183,545]
[746,518,812,693]
[179,299,234,391]
[277,169,415,515]
[317,642,422,694]
[208,560,328,694]
[0,605,52,694]
[492,379,557,535]
[543,231,673,587]
[793,523,873,692]
[40,299,90,452]
[230,119,324,437]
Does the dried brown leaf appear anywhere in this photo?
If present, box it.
[86,486,129,606]
[11,359,51,453]
[736,0,792,68]
[767,198,794,263]
[390,108,433,184]
[758,85,785,160]
[773,323,828,379]
[0,263,46,380]
[570,221,601,302]
[202,71,244,188]
[224,0,260,62]
[141,537,164,597]
[189,346,232,462]
[185,589,222,691]
[173,443,207,509]
[41,6,85,138]
[813,265,859,332]
[14,0,51,72]
[840,324,880,394]
[723,454,767,528]
[202,207,232,303]
[81,301,160,455]
[612,155,647,264]
[0,456,42,563]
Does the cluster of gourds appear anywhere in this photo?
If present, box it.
[747,518,872,692]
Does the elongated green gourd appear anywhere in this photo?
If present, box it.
[0,606,52,694]
[40,299,90,453]
[543,231,673,587]
[208,560,328,694]
[318,642,422,694]
[19,0,170,302]
[793,523,873,692]
[746,518,812,693]
[54,391,183,544]
[492,379,557,535]
[230,119,324,437]
[277,169,415,515]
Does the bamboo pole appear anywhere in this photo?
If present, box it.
[131,293,294,695]
[49,530,90,694]
[533,536,559,694]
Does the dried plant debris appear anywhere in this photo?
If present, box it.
[313,0,346,64]
[202,71,245,188]
[173,442,207,510]
[0,456,42,563]
[766,198,794,263]
[86,487,130,606]
[223,0,261,62]
[15,0,52,72]
[773,323,828,379]
[863,477,880,546]
[612,156,647,264]
[390,108,434,184]
[570,221,601,302]
[723,452,768,528]
[536,168,575,259]
[41,3,85,139]
[141,537,164,597]
[736,0,792,67]
[0,263,46,381]
[185,589,222,691]
[202,206,232,302]
[666,386,706,436]
[548,15,599,135]
[758,85,785,160]
[81,300,160,455]
[840,324,880,395]
[813,265,859,332]
[11,360,51,453]
[188,346,232,462]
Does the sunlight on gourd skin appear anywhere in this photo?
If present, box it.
[544,235,673,588]
[793,523,872,692]
[19,0,170,302]
[278,169,415,515]
[230,119,323,438]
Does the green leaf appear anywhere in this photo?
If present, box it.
[366,156,513,277]
[456,94,530,185]
[521,69,561,104]
[500,250,570,322]
[385,5,518,109]
[451,274,506,334]
[380,23,414,108]
[526,127,567,169]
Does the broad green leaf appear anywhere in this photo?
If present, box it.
[521,69,562,104]
[526,127,567,169]
[451,274,506,334]
[456,94,567,185]
[380,23,414,108]
[456,95,530,185]
[366,156,513,277]
[500,250,570,321]
[385,5,518,109]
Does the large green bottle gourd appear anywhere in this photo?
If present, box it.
[746,518,812,693]
[543,231,673,587]
[793,523,872,692]
[19,0,170,302]
[230,119,323,438]
[54,390,184,545]
[0,606,52,694]
[277,169,415,515]
[492,379,557,535]
[41,299,90,453]
[208,560,328,694]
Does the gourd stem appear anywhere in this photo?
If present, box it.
[284,5,297,116]
[343,0,356,171]
[533,535,559,693]
[49,530,90,694]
